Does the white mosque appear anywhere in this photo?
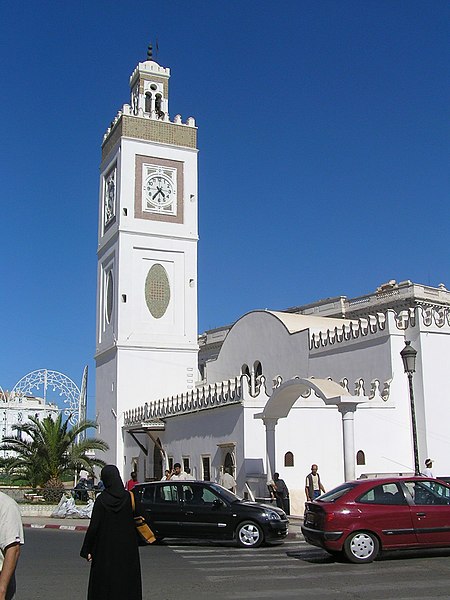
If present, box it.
[95,49,450,514]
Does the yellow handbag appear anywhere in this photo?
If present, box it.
[129,491,156,544]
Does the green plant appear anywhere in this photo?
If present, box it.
[0,414,109,489]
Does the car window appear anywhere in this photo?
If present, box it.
[154,484,179,504]
[182,484,220,506]
[317,483,356,502]
[209,483,240,502]
[358,482,407,505]
[404,481,450,506]
[141,485,155,503]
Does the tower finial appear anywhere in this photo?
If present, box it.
[147,43,153,61]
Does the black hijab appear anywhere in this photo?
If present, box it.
[98,465,129,512]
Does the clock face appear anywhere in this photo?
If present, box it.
[145,175,174,208]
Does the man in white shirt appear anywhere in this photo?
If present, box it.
[422,458,434,478]
[170,463,190,480]
[0,492,24,600]
[305,464,326,501]
[219,468,236,493]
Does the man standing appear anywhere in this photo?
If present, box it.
[219,467,236,493]
[170,463,189,480]
[125,471,138,491]
[184,467,195,480]
[273,473,290,515]
[305,464,326,501]
[0,492,24,600]
[422,458,434,478]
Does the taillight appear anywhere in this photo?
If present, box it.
[324,512,336,523]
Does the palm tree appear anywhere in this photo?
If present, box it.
[0,413,109,492]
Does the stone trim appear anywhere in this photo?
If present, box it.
[102,115,197,160]
[135,155,184,224]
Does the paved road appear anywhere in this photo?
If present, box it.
[17,529,450,599]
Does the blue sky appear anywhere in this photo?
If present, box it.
[1,0,449,418]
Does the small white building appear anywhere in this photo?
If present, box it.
[0,390,59,456]
[96,52,450,514]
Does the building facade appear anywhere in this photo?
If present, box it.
[98,53,450,514]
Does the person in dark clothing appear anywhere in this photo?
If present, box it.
[80,465,142,600]
[273,472,290,515]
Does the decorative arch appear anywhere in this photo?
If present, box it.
[254,377,369,481]
[11,369,83,425]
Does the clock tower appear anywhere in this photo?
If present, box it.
[95,48,199,468]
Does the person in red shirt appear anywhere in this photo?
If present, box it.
[125,471,138,491]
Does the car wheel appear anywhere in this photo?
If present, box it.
[236,521,264,548]
[343,531,379,563]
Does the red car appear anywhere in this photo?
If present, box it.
[301,476,450,563]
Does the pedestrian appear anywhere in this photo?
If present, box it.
[267,479,277,503]
[219,467,236,492]
[161,469,171,481]
[273,472,290,515]
[170,463,189,480]
[184,467,195,480]
[125,471,138,491]
[0,492,24,600]
[80,465,142,600]
[305,464,326,501]
[422,458,434,478]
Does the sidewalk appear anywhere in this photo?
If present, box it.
[22,515,303,537]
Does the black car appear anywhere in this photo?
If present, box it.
[132,480,288,548]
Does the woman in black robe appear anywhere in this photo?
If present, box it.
[80,465,142,600]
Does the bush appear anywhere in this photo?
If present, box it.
[42,478,65,503]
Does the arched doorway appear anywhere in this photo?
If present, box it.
[224,451,235,476]
[153,438,163,481]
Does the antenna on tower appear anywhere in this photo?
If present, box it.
[147,39,159,62]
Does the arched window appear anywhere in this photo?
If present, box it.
[356,450,366,465]
[145,92,152,113]
[284,451,294,467]
[254,361,263,379]
[241,364,250,379]
[155,94,164,118]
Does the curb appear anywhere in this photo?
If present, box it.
[23,523,89,532]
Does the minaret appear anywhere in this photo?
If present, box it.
[95,46,199,469]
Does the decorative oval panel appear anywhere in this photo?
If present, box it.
[106,271,114,324]
[145,264,170,319]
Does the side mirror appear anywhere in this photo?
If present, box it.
[213,499,223,509]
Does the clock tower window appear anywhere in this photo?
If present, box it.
[145,92,152,113]
[155,94,164,119]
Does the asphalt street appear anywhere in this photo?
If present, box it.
[17,528,450,599]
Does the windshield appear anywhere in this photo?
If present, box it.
[210,483,243,502]
[316,483,356,502]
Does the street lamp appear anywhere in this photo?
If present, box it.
[400,341,419,476]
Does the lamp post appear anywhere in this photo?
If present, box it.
[400,341,419,476]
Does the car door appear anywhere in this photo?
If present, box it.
[180,483,236,538]
[356,482,418,549]
[141,483,182,536]
[403,480,450,546]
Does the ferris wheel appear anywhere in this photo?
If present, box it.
[11,368,87,425]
